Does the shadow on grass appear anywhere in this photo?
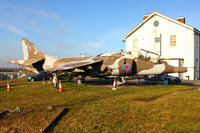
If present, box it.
[0,111,10,120]
[84,79,113,85]
[41,108,69,133]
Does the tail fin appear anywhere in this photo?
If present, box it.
[22,38,45,60]
[6,38,46,73]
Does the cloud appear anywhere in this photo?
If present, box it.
[34,9,69,37]
[51,13,61,21]
[36,10,61,21]
[0,23,27,36]
[36,10,47,16]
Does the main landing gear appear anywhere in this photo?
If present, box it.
[75,75,85,85]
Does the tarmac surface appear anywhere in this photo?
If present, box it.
[85,79,200,89]
[125,79,200,87]
[181,80,200,87]
[110,79,200,89]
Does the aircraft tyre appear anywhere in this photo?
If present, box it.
[76,75,85,85]
[76,78,82,85]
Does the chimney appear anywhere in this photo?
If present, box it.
[143,14,150,20]
[177,17,185,24]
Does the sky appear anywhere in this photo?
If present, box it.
[0,0,200,67]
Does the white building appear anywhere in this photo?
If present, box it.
[124,11,200,80]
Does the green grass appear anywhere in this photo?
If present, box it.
[0,78,199,133]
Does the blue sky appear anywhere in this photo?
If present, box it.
[0,0,200,67]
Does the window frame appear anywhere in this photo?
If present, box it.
[154,34,161,50]
[170,35,176,47]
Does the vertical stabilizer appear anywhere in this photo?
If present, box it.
[22,39,28,60]
[21,38,45,60]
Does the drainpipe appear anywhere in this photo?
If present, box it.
[160,33,162,56]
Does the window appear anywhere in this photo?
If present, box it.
[153,20,159,27]
[133,39,138,49]
[155,37,160,43]
[154,34,161,49]
[170,35,176,46]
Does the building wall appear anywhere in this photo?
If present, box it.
[126,15,196,80]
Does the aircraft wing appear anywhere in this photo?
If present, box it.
[47,60,103,72]
[24,58,45,67]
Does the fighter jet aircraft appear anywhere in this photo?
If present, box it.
[6,38,187,85]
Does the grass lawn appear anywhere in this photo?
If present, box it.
[0,78,200,133]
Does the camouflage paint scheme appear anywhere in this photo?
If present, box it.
[6,38,187,79]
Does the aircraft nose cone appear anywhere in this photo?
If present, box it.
[164,63,187,74]
[173,67,187,73]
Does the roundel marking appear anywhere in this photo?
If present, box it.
[63,64,72,67]
[123,63,131,71]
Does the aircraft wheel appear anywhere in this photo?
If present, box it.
[76,78,82,85]
[76,75,85,85]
